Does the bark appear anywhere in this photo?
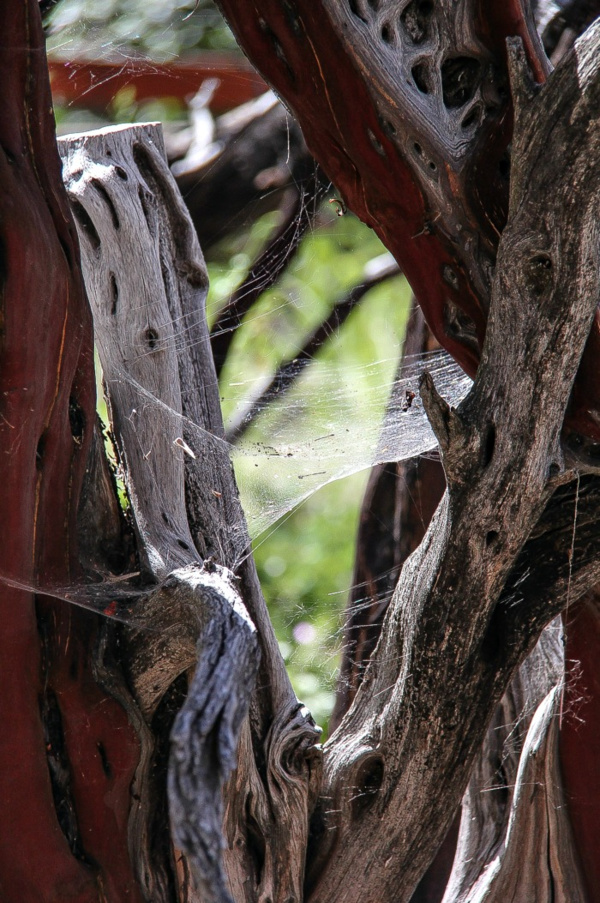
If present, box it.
[303,29,600,903]
[558,594,600,898]
[444,655,586,902]
[0,4,142,900]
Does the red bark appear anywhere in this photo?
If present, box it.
[48,55,266,115]
[0,3,141,899]
[560,596,600,902]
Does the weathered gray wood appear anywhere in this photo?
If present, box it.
[60,124,262,902]
[306,25,600,903]
[62,123,196,579]
[442,624,568,901]
[59,122,321,903]
[447,684,587,902]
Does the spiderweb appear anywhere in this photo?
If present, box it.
[225,351,469,539]
[110,348,471,545]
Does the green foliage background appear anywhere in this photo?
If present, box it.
[47,0,238,60]
[211,211,410,732]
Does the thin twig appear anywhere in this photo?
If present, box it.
[211,170,328,375]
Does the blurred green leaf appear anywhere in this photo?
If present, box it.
[46,0,238,61]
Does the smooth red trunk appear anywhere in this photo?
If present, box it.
[49,56,266,114]
[0,3,141,900]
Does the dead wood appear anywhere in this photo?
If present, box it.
[303,26,600,903]
[60,122,320,903]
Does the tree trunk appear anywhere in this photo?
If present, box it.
[212,7,600,901]
[0,3,145,900]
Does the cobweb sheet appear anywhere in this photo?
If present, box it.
[0,351,471,626]
[231,350,471,536]
[113,349,472,541]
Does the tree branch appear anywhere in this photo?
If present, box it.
[306,24,600,903]
[211,165,328,376]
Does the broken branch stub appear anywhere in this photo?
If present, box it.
[60,122,321,903]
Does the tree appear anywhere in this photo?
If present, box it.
[3,1,600,902]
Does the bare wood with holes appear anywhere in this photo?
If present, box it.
[63,25,600,903]
[60,23,600,903]
[59,123,320,903]
[9,3,600,901]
